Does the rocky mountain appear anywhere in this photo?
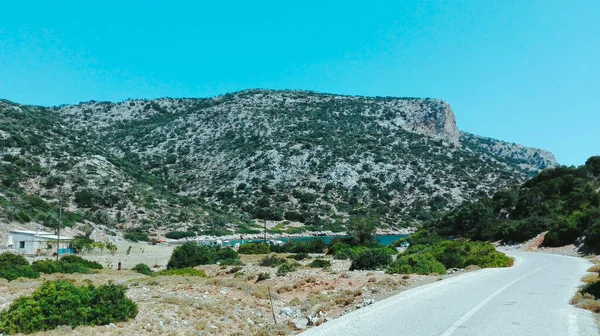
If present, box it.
[460,132,556,175]
[0,90,556,237]
[0,99,241,241]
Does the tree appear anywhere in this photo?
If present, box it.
[350,248,392,270]
[346,216,377,245]
[70,236,94,253]
[106,242,117,255]
[93,242,105,253]
[586,156,600,178]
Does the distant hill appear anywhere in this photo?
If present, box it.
[429,156,600,250]
[0,90,556,237]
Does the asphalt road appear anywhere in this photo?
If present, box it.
[300,251,598,336]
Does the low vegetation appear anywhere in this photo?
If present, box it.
[32,259,92,274]
[164,230,195,240]
[0,253,103,281]
[309,259,332,268]
[256,272,271,282]
[387,231,513,275]
[239,239,327,255]
[277,262,299,276]
[153,268,208,277]
[350,248,394,271]
[0,280,137,334]
[60,255,104,269]
[259,255,286,267]
[166,242,239,269]
[289,252,310,260]
[0,253,39,281]
[388,253,446,275]
[238,242,271,254]
[573,264,600,313]
[131,263,153,275]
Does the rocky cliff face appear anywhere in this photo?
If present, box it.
[460,132,557,175]
[0,90,557,235]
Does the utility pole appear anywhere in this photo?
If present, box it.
[56,187,62,261]
[264,219,267,243]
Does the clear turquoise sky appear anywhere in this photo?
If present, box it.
[1,1,598,166]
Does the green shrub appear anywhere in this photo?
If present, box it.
[259,255,286,267]
[273,239,326,254]
[153,268,208,277]
[167,243,206,269]
[581,281,600,299]
[32,259,91,275]
[386,240,512,275]
[0,252,29,268]
[289,252,309,260]
[0,265,40,282]
[387,253,446,275]
[60,255,103,269]
[308,259,331,268]
[217,247,239,260]
[0,253,39,281]
[350,248,393,270]
[74,189,101,208]
[70,236,94,253]
[404,230,446,246]
[256,272,271,282]
[330,244,369,260]
[333,248,356,260]
[417,240,512,269]
[238,243,271,254]
[346,216,377,245]
[131,263,153,275]
[227,266,243,274]
[166,242,240,269]
[219,258,245,266]
[276,262,299,276]
[165,231,195,239]
[124,231,149,242]
[0,280,137,334]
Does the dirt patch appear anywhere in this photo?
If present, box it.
[523,232,547,251]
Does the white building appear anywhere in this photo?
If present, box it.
[6,230,74,255]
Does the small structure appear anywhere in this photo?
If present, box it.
[7,230,74,255]
[268,240,285,246]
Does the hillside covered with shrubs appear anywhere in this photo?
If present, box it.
[0,99,251,241]
[429,156,600,250]
[0,90,555,238]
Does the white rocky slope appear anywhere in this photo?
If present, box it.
[50,90,557,228]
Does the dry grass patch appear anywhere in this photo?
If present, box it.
[582,273,600,283]
[572,292,600,313]
[253,323,293,336]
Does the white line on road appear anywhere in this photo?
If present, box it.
[568,313,580,336]
[440,262,553,336]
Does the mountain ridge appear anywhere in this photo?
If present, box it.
[0,90,557,239]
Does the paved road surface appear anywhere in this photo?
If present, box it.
[301,251,598,336]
